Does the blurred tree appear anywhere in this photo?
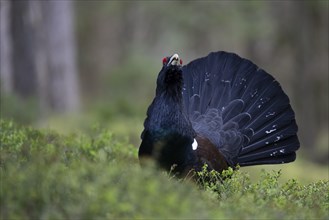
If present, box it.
[0,0,12,93]
[271,1,328,158]
[0,0,80,115]
[42,0,80,113]
[10,0,38,97]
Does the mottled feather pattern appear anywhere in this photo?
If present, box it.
[190,103,252,166]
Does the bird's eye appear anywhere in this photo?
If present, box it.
[179,59,183,65]
[162,57,167,65]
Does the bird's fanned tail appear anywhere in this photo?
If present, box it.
[181,51,299,167]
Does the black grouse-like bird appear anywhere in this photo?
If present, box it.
[139,51,299,176]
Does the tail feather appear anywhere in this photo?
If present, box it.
[230,60,260,101]
[182,51,300,166]
[222,99,244,122]
[246,93,290,131]
[241,123,298,155]
[239,152,297,166]
[222,112,251,130]
[248,107,296,144]
[200,79,213,114]
[238,136,299,165]
[210,53,243,110]
[210,80,230,110]
[189,94,201,114]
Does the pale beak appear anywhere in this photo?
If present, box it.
[167,53,180,66]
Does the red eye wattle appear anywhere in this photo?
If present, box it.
[162,57,167,65]
[180,59,183,65]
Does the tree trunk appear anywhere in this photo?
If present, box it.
[43,1,80,113]
[10,0,38,97]
[0,0,13,93]
[2,0,80,116]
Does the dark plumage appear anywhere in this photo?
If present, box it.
[139,51,300,176]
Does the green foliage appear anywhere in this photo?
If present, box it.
[195,165,329,219]
[1,120,328,219]
[0,120,210,219]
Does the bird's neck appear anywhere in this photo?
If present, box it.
[152,90,186,134]
[161,87,183,108]
[139,68,196,173]
[156,83,183,103]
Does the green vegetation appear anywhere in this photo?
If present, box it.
[1,119,328,219]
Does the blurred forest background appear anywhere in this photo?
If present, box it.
[1,1,328,168]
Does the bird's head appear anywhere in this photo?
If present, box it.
[162,53,183,67]
[156,53,184,95]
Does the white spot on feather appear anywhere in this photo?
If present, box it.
[270,151,278,156]
[265,129,277,134]
[250,89,258,98]
[205,72,210,82]
[266,112,276,118]
[221,80,231,83]
[274,136,282,142]
[192,139,198,150]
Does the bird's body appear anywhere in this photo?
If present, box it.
[139,51,299,176]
